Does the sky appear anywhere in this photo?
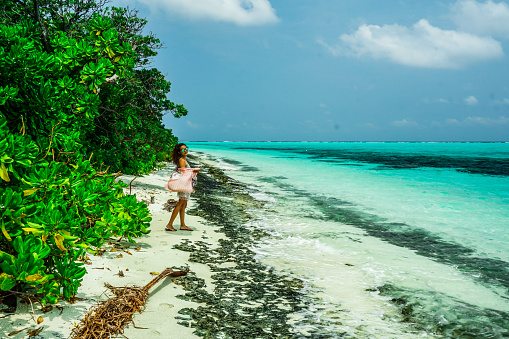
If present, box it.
[111,0,509,141]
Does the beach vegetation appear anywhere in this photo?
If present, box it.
[0,0,184,304]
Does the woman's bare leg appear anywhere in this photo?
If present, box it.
[166,199,185,231]
[179,200,192,231]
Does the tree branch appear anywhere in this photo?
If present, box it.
[33,0,52,53]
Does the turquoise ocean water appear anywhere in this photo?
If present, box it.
[190,142,509,338]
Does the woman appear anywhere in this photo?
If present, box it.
[165,143,200,231]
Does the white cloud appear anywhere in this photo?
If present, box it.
[446,118,460,125]
[451,0,509,37]
[443,116,509,125]
[424,97,450,104]
[319,19,503,69]
[464,95,479,105]
[464,116,509,124]
[140,0,279,26]
[186,120,200,128]
[392,119,419,127]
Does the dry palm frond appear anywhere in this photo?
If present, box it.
[70,268,189,339]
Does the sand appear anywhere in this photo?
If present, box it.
[0,165,219,338]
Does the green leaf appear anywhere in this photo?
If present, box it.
[0,162,9,182]
[1,221,12,241]
[0,274,16,291]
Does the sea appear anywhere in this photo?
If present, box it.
[189,141,509,338]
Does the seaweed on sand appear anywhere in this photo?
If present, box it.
[173,156,340,338]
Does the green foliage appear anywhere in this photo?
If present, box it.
[0,113,153,304]
[0,0,185,304]
[52,249,87,301]
[0,1,185,175]
[0,236,52,301]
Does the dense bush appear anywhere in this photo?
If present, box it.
[0,0,185,304]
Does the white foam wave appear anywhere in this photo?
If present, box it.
[247,189,276,203]
[214,158,240,171]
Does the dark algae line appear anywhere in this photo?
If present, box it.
[375,284,509,338]
[231,145,509,177]
[171,155,341,338]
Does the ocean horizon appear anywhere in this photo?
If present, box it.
[184,140,509,144]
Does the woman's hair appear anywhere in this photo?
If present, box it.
[171,143,187,167]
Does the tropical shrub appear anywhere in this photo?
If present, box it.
[0,113,152,304]
[0,0,185,304]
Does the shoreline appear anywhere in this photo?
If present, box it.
[1,156,316,338]
[2,152,426,338]
[0,164,221,338]
[170,155,324,337]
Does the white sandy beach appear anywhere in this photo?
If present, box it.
[0,165,219,338]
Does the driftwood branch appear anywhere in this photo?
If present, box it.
[142,268,189,292]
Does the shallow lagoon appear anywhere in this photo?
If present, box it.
[187,142,509,338]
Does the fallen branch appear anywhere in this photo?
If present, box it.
[129,176,137,195]
[70,268,189,339]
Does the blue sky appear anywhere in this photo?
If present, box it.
[112,0,509,141]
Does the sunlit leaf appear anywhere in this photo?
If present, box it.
[0,162,10,182]
[53,234,67,252]
[23,188,40,196]
[1,221,12,241]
